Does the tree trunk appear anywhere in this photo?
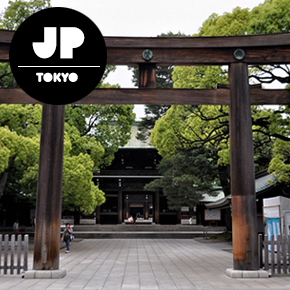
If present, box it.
[74,208,80,225]
[0,157,14,197]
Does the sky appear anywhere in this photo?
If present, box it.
[0,0,269,118]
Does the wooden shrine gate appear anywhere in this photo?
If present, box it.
[0,29,290,272]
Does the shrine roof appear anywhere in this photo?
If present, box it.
[122,123,153,149]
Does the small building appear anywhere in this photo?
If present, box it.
[205,169,290,233]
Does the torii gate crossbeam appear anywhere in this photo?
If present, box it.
[1,29,290,275]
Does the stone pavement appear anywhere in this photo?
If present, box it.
[1,239,290,290]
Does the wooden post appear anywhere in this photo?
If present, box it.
[139,63,156,88]
[118,189,123,224]
[229,62,259,270]
[33,104,65,270]
[95,206,100,224]
[154,191,160,224]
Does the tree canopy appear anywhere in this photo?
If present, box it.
[147,0,290,209]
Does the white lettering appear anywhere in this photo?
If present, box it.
[53,73,61,82]
[36,72,78,83]
[33,27,57,59]
[60,27,84,59]
[43,72,53,82]
[68,72,78,82]
[62,73,69,82]
[33,27,84,59]
[36,72,44,82]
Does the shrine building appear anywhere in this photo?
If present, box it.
[93,123,181,224]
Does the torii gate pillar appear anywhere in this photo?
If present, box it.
[33,104,65,274]
[229,62,259,271]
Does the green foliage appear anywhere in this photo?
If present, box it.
[151,105,229,158]
[196,7,250,37]
[65,104,135,168]
[0,63,13,87]
[0,104,42,137]
[62,153,105,214]
[248,0,290,34]
[269,139,290,184]
[145,148,219,210]
[0,101,135,211]
[0,0,51,30]
[0,125,39,197]
[0,102,134,213]
[196,0,290,37]
[172,66,228,89]
[136,105,170,142]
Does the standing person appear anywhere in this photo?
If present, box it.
[189,217,193,225]
[13,220,19,235]
[61,223,73,253]
[31,216,36,230]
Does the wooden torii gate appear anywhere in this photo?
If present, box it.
[1,29,290,274]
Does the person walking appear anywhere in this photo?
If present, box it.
[62,223,73,253]
[13,220,19,235]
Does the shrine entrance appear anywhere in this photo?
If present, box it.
[1,29,290,274]
[124,192,153,222]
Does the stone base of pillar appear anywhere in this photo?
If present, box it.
[226,268,269,278]
[23,269,66,279]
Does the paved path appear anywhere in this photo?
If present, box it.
[1,239,290,289]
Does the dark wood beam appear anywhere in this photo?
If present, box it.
[1,30,290,64]
[0,87,289,105]
[106,47,290,65]
[104,33,290,48]
[2,29,290,47]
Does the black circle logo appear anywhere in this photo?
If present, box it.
[9,7,107,105]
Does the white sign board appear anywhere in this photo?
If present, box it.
[264,206,280,218]
[204,209,221,221]
[181,206,189,212]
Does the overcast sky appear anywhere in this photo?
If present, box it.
[1,0,265,37]
[0,0,270,118]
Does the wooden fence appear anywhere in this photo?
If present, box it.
[259,234,290,275]
[0,234,28,275]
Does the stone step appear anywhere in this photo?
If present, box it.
[71,224,226,232]
[72,230,224,239]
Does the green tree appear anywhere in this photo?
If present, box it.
[148,0,290,208]
[195,0,290,85]
[65,104,135,168]
[136,105,170,142]
[248,0,290,34]
[269,139,290,184]
[145,148,219,210]
[0,125,39,197]
[0,0,50,30]
[196,7,250,37]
